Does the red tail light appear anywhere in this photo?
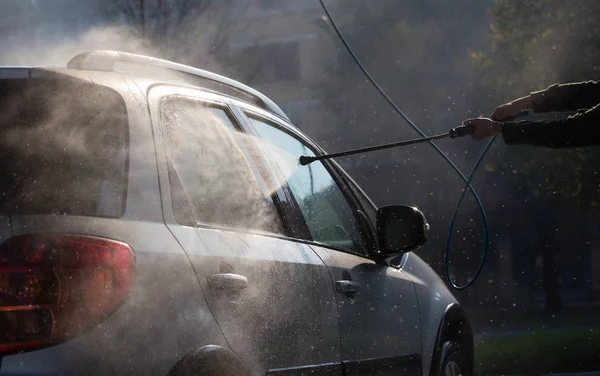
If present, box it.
[0,234,134,354]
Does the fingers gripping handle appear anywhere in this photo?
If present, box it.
[449,123,476,139]
[448,109,530,139]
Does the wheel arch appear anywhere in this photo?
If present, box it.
[168,345,252,376]
[430,303,474,376]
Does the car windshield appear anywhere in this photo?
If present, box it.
[1,1,599,375]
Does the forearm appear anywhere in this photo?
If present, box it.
[531,80,600,113]
[510,95,533,113]
[503,103,600,148]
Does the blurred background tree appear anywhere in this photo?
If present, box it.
[472,0,600,212]
[100,0,246,69]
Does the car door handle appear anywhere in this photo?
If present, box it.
[336,280,361,294]
[207,273,249,293]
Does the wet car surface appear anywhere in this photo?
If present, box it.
[0,51,472,376]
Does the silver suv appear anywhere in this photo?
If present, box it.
[0,51,473,376]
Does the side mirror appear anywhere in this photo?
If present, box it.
[376,205,429,256]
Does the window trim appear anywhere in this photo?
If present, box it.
[153,88,290,237]
[240,109,379,259]
[229,105,307,239]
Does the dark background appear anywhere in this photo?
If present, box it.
[1,0,599,373]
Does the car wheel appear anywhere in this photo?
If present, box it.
[436,341,470,376]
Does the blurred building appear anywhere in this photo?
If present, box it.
[219,0,346,139]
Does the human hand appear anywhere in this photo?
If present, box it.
[462,118,503,141]
[490,95,532,120]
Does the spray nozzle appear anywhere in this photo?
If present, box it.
[299,156,314,166]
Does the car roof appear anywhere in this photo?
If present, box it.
[66,50,290,122]
[0,50,290,122]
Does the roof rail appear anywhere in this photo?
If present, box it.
[67,50,289,121]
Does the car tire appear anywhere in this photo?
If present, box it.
[435,341,470,376]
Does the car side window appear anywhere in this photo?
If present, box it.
[247,114,371,255]
[159,97,284,234]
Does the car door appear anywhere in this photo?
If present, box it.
[242,109,423,376]
[147,86,342,375]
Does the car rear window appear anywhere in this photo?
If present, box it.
[0,78,128,217]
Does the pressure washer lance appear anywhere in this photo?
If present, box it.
[299,123,475,165]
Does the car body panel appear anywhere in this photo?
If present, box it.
[0,75,227,375]
[2,217,226,376]
[0,60,469,376]
[309,246,422,376]
[146,85,343,374]
[401,253,459,376]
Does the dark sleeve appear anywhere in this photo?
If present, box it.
[502,103,600,148]
[531,80,600,113]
